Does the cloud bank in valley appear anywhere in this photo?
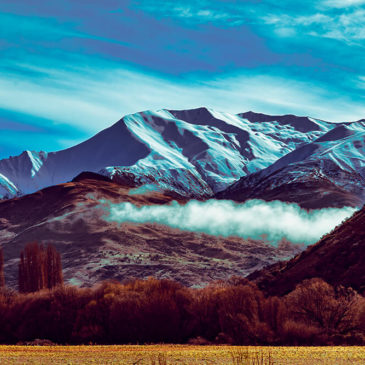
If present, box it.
[102,199,356,245]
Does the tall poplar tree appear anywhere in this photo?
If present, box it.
[18,242,63,293]
[0,248,5,288]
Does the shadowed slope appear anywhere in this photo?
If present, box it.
[0,120,150,195]
[249,204,365,295]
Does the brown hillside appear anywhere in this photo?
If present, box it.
[0,173,299,288]
[249,205,365,295]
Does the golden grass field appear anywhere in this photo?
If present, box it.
[0,345,364,364]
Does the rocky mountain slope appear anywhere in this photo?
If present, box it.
[0,173,300,288]
[0,108,336,200]
[218,122,365,208]
[249,203,365,295]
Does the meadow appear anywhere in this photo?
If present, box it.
[0,345,364,365]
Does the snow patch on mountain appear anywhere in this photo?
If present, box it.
[0,150,48,195]
[0,173,18,199]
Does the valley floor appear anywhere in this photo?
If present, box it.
[0,345,364,364]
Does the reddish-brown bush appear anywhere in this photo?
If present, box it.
[285,278,361,336]
[0,276,363,345]
[280,320,325,345]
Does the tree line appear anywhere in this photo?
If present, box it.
[0,244,364,345]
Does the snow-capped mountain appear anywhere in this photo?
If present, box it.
[0,107,337,200]
[218,122,365,208]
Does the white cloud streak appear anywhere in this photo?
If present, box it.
[102,199,356,245]
[321,0,365,8]
[139,0,365,44]
[1,61,365,143]
[263,7,365,43]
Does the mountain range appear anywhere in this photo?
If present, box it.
[3,107,365,208]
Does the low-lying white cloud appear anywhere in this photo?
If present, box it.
[102,199,356,245]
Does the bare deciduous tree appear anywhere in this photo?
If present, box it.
[18,242,63,293]
[0,248,4,288]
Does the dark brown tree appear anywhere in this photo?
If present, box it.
[0,248,5,288]
[18,252,26,293]
[45,244,63,289]
[18,242,63,293]
[286,278,360,336]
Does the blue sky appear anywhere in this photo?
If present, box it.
[1,0,365,158]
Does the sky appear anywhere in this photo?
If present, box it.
[1,0,365,158]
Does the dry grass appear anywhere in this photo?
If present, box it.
[230,348,274,365]
[0,345,364,364]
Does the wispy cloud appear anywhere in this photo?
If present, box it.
[1,59,365,149]
[102,199,356,245]
[138,1,243,25]
[0,107,87,158]
[263,8,365,43]
[321,0,365,8]
[138,0,365,43]
[165,6,234,23]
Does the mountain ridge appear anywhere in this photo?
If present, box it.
[217,121,365,208]
[0,107,345,202]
